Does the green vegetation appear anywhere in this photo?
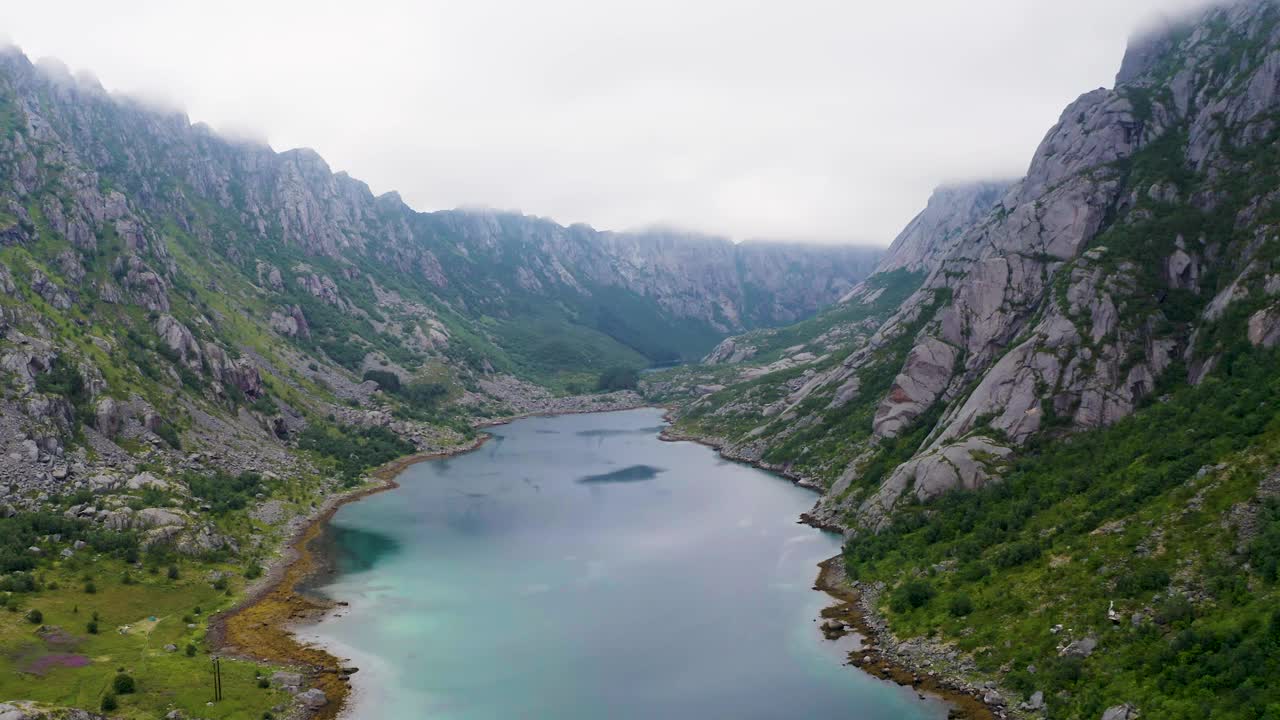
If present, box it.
[0,557,286,719]
[362,369,401,393]
[185,471,269,515]
[843,349,1280,718]
[595,366,640,392]
[296,423,416,480]
[0,512,138,574]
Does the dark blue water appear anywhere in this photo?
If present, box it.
[304,408,946,720]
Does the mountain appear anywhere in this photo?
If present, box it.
[658,1,1280,716]
[0,45,880,382]
[0,39,885,498]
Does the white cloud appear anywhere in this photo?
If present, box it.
[4,0,1213,243]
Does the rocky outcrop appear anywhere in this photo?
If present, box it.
[673,0,1280,534]
[154,315,202,369]
[269,305,310,339]
[868,180,1012,277]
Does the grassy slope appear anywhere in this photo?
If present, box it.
[0,558,285,719]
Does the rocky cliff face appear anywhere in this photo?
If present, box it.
[666,0,1280,532]
[0,46,877,356]
[862,180,1012,278]
[0,41,882,557]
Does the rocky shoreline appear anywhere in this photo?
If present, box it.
[660,421,1020,720]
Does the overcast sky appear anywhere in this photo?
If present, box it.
[4,0,1211,244]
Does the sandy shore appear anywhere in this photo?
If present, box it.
[206,434,490,720]
[208,405,650,719]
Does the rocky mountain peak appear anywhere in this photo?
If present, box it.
[873,180,1012,276]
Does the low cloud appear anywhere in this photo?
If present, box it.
[5,0,1214,244]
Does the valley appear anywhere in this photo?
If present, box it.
[4,1,1280,719]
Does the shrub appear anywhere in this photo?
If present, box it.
[1115,564,1171,597]
[362,369,401,393]
[889,579,935,613]
[948,594,974,617]
[83,581,96,594]
[168,564,180,580]
[24,608,41,624]
[596,366,639,392]
[112,673,135,694]
[185,643,197,657]
[100,693,117,711]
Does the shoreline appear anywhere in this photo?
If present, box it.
[206,434,491,720]
[660,420,1007,720]
[208,403,649,719]
[813,558,997,720]
[215,403,999,720]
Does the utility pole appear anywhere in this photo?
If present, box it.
[212,656,223,701]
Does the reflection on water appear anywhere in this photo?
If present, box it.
[577,464,666,484]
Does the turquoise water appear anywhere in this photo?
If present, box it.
[305,408,946,720]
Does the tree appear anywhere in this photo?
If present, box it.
[596,366,639,392]
[889,579,935,613]
[362,369,401,393]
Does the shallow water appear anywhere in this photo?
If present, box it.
[304,408,946,720]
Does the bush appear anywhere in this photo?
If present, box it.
[948,594,974,617]
[1115,564,1171,597]
[889,579,935,613]
[596,366,639,392]
[258,677,270,688]
[24,608,41,624]
[112,673,135,694]
[36,356,88,412]
[100,693,117,711]
[362,369,401,393]
[87,620,99,634]
[154,421,182,449]
[297,424,415,479]
[168,564,180,580]
[185,470,264,514]
[185,643,197,657]
[83,581,96,594]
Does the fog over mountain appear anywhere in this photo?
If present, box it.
[5,0,1211,243]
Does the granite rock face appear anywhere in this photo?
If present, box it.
[667,0,1280,533]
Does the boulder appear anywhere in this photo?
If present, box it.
[1101,704,1138,720]
[1061,636,1098,658]
[125,472,170,491]
[271,671,303,689]
[93,397,127,438]
[135,508,187,529]
[296,688,327,708]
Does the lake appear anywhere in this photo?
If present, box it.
[301,408,946,720]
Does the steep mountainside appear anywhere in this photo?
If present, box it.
[0,38,886,504]
[0,44,880,718]
[660,1,1280,717]
[0,47,879,379]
